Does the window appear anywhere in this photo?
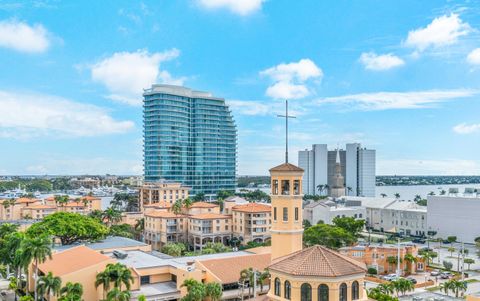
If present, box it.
[281,180,290,195]
[339,283,347,301]
[273,180,279,195]
[352,281,359,300]
[283,207,288,222]
[301,283,312,301]
[295,207,299,221]
[274,207,277,221]
[274,278,281,296]
[140,276,150,285]
[284,281,291,300]
[318,284,329,301]
[293,180,300,195]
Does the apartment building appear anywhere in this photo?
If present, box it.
[232,203,271,244]
[303,199,366,225]
[139,181,190,210]
[144,211,188,250]
[0,196,101,221]
[143,201,272,250]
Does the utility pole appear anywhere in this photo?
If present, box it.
[461,242,465,281]
[397,238,401,277]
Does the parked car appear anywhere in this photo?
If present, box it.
[440,272,452,279]
[430,270,441,276]
[412,238,426,244]
[383,274,399,281]
[406,277,417,284]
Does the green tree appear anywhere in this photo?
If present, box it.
[59,282,83,301]
[205,282,223,301]
[95,269,111,300]
[181,278,206,301]
[37,272,62,301]
[109,224,135,239]
[26,212,108,245]
[138,295,146,301]
[256,269,270,292]
[54,195,70,207]
[416,199,427,206]
[303,219,312,229]
[428,191,435,196]
[448,247,456,257]
[21,235,52,301]
[332,216,365,237]
[106,288,130,301]
[104,263,133,290]
[464,258,475,270]
[102,207,123,226]
[183,198,193,210]
[193,193,205,202]
[390,278,414,296]
[303,224,355,249]
[161,243,186,257]
[380,193,387,198]
[447,236,457,243]
[172,199,183,215]
[443,260,453,270]
[216,190,233,200]
[394,193,400,199]
[440,190,446,195]
[19,296,34,301]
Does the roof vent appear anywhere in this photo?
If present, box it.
[113,250,128,259]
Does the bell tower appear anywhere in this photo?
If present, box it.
[270,163,304,260]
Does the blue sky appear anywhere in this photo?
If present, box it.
[1,0,480,176]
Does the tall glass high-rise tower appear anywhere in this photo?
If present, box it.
[143,84,237,196]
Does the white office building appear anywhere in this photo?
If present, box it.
[298,143,376,197]
[303,199,366,225]
[427,193,480,243]
[344,196,427,236]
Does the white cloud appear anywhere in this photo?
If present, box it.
[227,100,270,116]
[453,123,480,134]
[260,59,323,99]
[359,52,405,71]
[467,48,480,65]
[0,90,134,139]
[405,14,470,52]
[90,49,183,106]
[317,89,476,111]
[0,19,51,53]
[197,0,264,16]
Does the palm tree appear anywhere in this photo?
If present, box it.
[104,263,133,291]
[106,288,130,301]
[21,235,52,301]
[440,190,446,195]
[172,199,183,215]
[205,282,223,301]
[59,282,83,301]
[54,195,69,207]
[95,270,111,300]
[37,272,62,301]
[403,254,417,273]
[324,185,330,195]
[316,184,325,195]
[448,246,456,257]
[414,195,421,202]
[239,268,251,298]
[102,207,122,226]
[440,281,453,296]
[346,187,353,196]
[377,283,394,295]
[386,256,399,273]
[428,191,435,196]
[181,278,205,301]
[256,269,270,292]
[134,218,144,241]
[391,278,414,296]
[394,193,400,199]
[183,198,193,210]
[380,193,387,198]
[451,280,467,297]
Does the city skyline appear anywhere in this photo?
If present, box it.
[1,1,480,176]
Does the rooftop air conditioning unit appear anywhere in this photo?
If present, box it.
[113,250,128,259]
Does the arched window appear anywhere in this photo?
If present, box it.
[284,281,291,300]
[339,283,347,301]
[352,281,359,300]
[274,278,281,296]
[301,283,312,301]
[318,284,329,301]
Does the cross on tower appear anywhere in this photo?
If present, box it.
[277,100,296,163]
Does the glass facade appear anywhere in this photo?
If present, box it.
[143,85,237,196]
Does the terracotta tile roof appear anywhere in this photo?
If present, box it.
[269,245,366,277]
[189,202,218,208]
[269,162,304,172]
[245,246,272,255]
[232,203,271,213]
[37,246,112,276]
[189,213,231,220]
[197,253,270,284]
[145,211,187,218]
[63,202,87,208]
[16,198,40,204]
[143,204,172,208]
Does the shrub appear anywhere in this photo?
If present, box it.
[367,267,378,275]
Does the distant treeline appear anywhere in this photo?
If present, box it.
[238,175,480,188]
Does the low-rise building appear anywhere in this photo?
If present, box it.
[339,244,424,275]
[303,200,366,225]
[144,211,188,250]
[189,213,232,250]
[139,181,190,210]
[344,196,427,236]
[427,193,480,243]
